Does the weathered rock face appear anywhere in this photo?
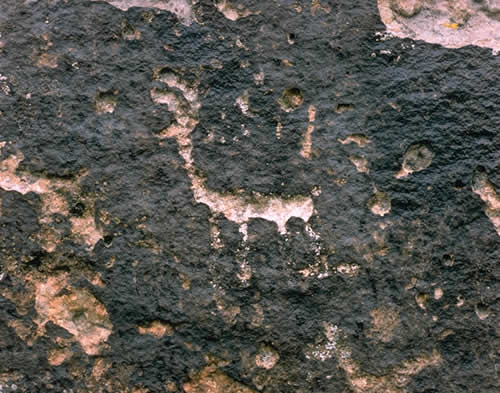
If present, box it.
[378,0,500,53]
[0,0,498,392]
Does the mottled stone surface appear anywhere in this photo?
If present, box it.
[0,0,499,392]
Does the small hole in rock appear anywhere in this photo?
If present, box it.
[335,103,354,113]
[71,202,86,217]
[279,87,304,112]
[103,235,113,247]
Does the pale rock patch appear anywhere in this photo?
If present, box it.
[378,0,500,54]
[93,0,193,25]
[33,274,112,355]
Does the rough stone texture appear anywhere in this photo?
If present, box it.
[378,0,500,53]
[0,1,499,392]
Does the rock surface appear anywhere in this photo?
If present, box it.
[0,0,498,392]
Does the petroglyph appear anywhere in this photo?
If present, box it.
[152,68,315,235]
[378,0,500,53]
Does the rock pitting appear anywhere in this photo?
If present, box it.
[0,0,498,392]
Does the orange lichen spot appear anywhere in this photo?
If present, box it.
[443,22,459,29]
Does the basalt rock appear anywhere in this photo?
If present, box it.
[0,1,498,392]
